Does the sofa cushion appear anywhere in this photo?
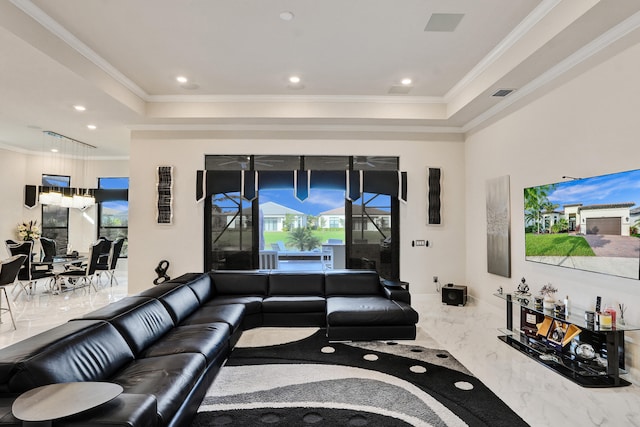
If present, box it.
[142,323,229,366]
[166,272,206,285]
[78,296,154,320]
[262,296,326,313]
[140,283,201,325]
[183,273,214,303]
[58,393,158,427]
[0,320,105,391]
[137,280,183,297]
[325,270,381,296]
[268,272,325,296]
[81,298,176,356]
[203,296,263,315]
[112,353,206,426]
[326,296,419,326]
[211,271,268,296]
[8,322,135,393]
[181,304,245,335]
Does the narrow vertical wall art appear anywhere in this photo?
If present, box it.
[157,166,173,224]
[427,167,442,225]
[486,175,511,277]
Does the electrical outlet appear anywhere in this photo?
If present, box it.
[433,276,438,283]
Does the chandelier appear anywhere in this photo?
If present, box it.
[38,131,96,210]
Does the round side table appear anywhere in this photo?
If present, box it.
[12,382,123,426]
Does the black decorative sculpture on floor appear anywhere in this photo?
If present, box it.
[153,260,170,285]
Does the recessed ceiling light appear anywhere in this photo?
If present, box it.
[50,148,58,153]
[176,76,188,84]
[401,78,412,86]
[87,124,97,130]
[73,105,86,112]
[280,11,294,21]
[289,76,301,84]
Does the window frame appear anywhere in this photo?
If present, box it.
[97,177,129,257]
[41,174,70,254]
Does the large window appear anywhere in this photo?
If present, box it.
[203,155,402,279]
[41,174,70,254]
[98,177,129,257]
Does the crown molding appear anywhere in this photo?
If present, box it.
[128,123,465,134]
[0,141,32,155]
[463,9,640,133]
[10,0,149,100]
[444,0,561,102]
[146,94,444,105]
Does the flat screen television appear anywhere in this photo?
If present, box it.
[524,169,640,280]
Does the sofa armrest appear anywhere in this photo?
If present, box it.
[380,280,411,305]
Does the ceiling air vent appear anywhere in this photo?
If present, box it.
[492,89,515,97]
[388,85,412,94]
[424,13,464,32]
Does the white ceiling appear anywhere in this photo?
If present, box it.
[1,0,640,157]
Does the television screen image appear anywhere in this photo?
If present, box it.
[524,169,640,280]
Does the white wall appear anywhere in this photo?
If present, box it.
[128,136,466,294]
[465,40,640,379]
[0,148,30,254]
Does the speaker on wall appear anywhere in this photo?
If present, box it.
[442,285,467,306]
[427,167,441,225]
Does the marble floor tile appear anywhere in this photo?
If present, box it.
[0,260,129,349]
[412,294,640,427]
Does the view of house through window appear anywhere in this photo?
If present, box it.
[98,177,129,257]
[259,188,346,270]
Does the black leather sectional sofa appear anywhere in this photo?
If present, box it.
[0,269,418,427]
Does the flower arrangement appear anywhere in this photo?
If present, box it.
[539,283,558,297]
[17,220,41,241]
[539,283,558,310]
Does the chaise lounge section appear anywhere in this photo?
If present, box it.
[0,269,418,426]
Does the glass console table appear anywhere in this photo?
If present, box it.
[494,292,638,387]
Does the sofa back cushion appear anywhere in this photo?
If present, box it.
[139,282,201,325]
[80,297,175,355]
[186,273,214,303]
[211,271,268,296]
[7,321,134,392]
[324,270,381,296]
[268,272,325,296]
[0,320,104,391]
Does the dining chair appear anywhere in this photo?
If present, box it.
[5,241,55,299]
[39,237,57,262]
[0,254,28,329]
[57,240,103,292]
[95,237,112,269]
[95,237,125,286]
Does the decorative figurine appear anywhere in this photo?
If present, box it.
[515,277,530,296]
[539,283,558,311]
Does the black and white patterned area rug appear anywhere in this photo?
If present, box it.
[193,328,528,427]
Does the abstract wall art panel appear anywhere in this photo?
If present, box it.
[487,175,511,277]
[157,166,173,224]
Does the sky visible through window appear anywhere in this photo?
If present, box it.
[259,188,346,215]
[543,169,640,207]
[99,177,129,211]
